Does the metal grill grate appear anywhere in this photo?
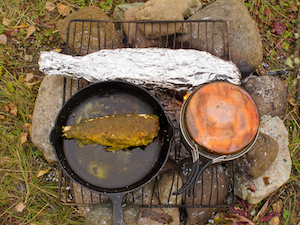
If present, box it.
[58,19,235,208]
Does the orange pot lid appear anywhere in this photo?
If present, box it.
[185,82,259,155]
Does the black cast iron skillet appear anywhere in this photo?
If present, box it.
[50,80,174,225]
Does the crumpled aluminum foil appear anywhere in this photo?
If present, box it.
[39,48,241,91]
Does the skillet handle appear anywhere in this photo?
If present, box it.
[106,193,126,225]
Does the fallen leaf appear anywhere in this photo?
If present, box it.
[229,206,248,218]
[45,2,55,12]
[2,18,9,26]
[238,199,249,212]
[225,213,254,225]
[269,216,280,225]
[272,200,283,213]
[289,97,297,107]
[36,169,50,178]
[10,28,19,36]
[57,4,70,16]
[26,25,36,38]
[275,22,286,36]
[0,34,7,45]
[24,123,31,128]
[284,57,294,69]
[2,105,9,113]
[8,103,17,116]
[21,132,28,144]
[15,202,26,212]
[261,212,278,222]
[4,30,11,36]
[0,115,4,119]
[253,200,269,222]
[25,80,41,86]
[24,54,33,62]
[24,73,34,83]
[46,24,54,30]
[53,48,61,52]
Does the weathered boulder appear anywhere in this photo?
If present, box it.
[181,158,229,225]
[136,160,181,225]
[242,75,288,119]
[184,0,202,17]
[129,178,159,205]
[235,133,279,180]
[56,6,123,55]
[31,76,87,163]
[85,201,140,225]
[154,160,183,205]
[113,2,145,20]
[138,208,180,225]
[135,0,187,39]
[235,116,291,204]
[123,6,165,47]
[179,0,263,77]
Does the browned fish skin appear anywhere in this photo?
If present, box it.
[63,114,160,151]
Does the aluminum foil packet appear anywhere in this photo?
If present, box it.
[39,48,241,91]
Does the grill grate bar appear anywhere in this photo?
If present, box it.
[58,19,235,208]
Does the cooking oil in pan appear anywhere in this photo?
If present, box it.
[63,91,161,189]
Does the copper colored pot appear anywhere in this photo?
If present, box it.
[174,81,259,196]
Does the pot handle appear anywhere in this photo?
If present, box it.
[106,193,126,225]
[173,159,200,195]
[191,155,227,196]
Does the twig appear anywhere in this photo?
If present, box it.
[14,6,30,28]
[283,105,299,122]
[290,113,300,129]
[0,204,17,220]
[8,174,58,199]
[23,203,49,225]
[267,28,295,57]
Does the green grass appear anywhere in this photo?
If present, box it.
[0,66,85,224]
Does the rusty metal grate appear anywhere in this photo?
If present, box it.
[58,19,235,208]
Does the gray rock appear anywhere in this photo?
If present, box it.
[85,202,113,225]
[235,116,292,204]
[138,207,180,225]
[31,76,87,163]
[181,159,229,225]
[180,0,263,77]
[135,0,187,39]
[128,178,159,205]
[85,201,140,225]
[235,133,279,180]
[56,6,123,55]
[185,0,202,17]
[113,2,145,20]
[123,6,166,48]
[31,76,64,163]
[242,75,288,119]
[154,160,183,205]
[73,181,105,217]
[124,203,141,225]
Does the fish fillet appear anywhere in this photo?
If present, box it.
[62,114,160,151]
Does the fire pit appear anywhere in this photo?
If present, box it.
[56,20,235,210]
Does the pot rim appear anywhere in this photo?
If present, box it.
[180,82,260,162]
